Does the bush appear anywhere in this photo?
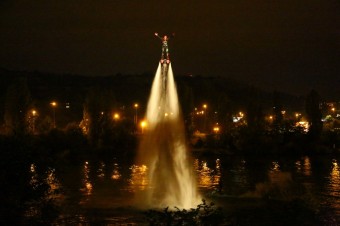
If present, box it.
[145,199,229,226]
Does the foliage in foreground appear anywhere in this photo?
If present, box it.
[145,199,229,226]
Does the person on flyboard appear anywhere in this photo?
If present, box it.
[154,32,175,64]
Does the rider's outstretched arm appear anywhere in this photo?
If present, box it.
[154,32,162,40]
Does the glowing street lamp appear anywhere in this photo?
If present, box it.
[31,109,37,134]
[113,113,120,120]
[203,104,208,132]
[50,101,57,128]
[140,120,147,134]
[134,103,139,125]
[295,113,301,121]
[213,126,220,134]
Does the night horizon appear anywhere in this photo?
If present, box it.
[0,0,338,99]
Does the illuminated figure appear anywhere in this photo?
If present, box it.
[154,32,174,64]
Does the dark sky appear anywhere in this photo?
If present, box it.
[0,0,338,99]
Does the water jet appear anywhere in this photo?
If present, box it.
[135,33,200,208]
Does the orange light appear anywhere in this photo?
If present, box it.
[213,126,220,133]
[113,113,120,120]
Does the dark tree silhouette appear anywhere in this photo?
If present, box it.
[82,87,117,147]
[4,77,32,135]
[305,89,323,140]
[272,91,284,133]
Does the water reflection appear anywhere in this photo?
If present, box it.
[269,161,285,185]
[46,167,61,198]
[328,159,340,215]
[295,157,312,176]
[128,165,148,192]
[303,156,312,176]
[271,161,280,172]
[27,156,340,222]
[80,161,93,197]
[111,163,121,180]
[30,163,38,189]
[295,160,302,172]
[195,159,221,190]
[29,163,61,200]
[231,159,248,187]
[97,162,105,178]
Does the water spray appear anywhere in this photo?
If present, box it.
[135,33,200,209]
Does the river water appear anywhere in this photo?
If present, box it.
[31,153,340,225]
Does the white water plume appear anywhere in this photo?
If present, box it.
[136,63,200,209]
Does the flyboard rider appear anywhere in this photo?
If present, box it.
[154,32,175,64]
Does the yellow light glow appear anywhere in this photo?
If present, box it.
[195,160,221,188]
[50,101,57,107]
[111,163,121,180]
[140,120,147,133]
[134,103,139,108]
[213,126,220,133]
[113,113,120,120]
[32,110,37,116]
[203,104,207,109]
[128,164,148,191]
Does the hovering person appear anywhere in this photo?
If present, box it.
[154,32,175,64]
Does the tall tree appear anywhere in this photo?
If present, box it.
[82,87,117,147]
[305,89,323,140]
[272,91,284,133]
[4,78,31,135]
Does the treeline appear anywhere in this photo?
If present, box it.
[0,68,338,156]
[0,68,304,125]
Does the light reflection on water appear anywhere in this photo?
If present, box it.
[29,163,38,189]
[28,155,340,221]
[327,159,340,216]
[194,159,221,189]
[111,163,121,180]
[97,162,105,178]
[303,156,312,176]
[127,164,148,192]
[29,163,62,200]
[46,167,61,198]
[80,161,93,198]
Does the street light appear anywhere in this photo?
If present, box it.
[203,104,207,132]
[50,101,57,128]
[213,126,220,134]
[134,103,139,125]
[113,113,120,120]
[31,110,37,134]
[140,120,147,134]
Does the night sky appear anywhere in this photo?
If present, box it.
[0,0,338,99]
